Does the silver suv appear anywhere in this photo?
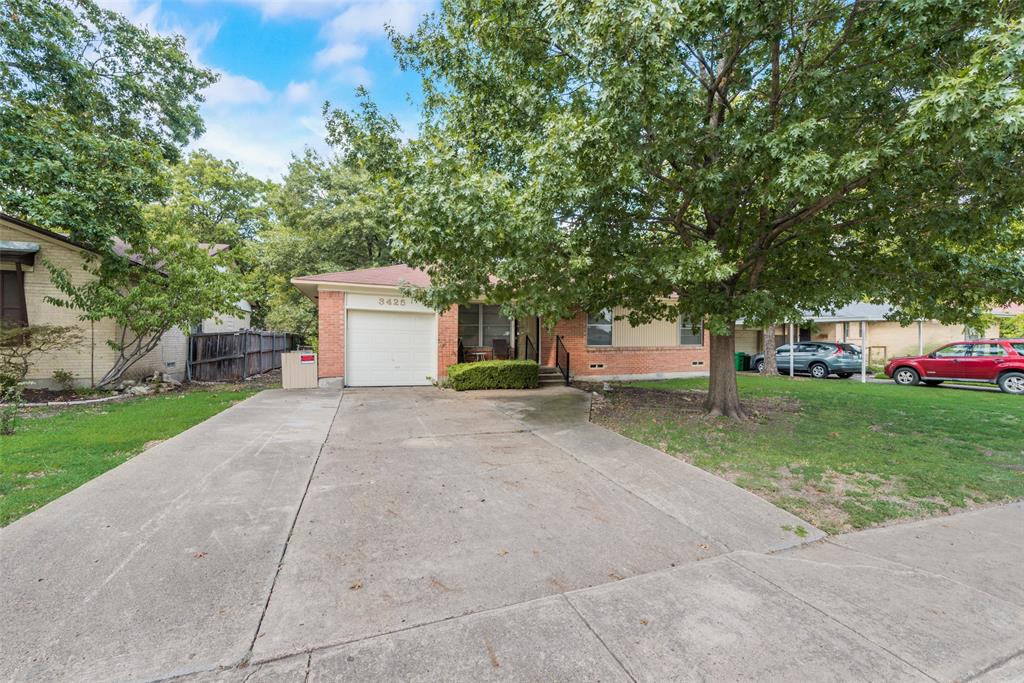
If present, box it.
[751,342,864,379]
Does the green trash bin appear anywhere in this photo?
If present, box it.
[734,352,750,371]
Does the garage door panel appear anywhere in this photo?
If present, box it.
[347,310,435,386]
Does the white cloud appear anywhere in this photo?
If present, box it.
[193,112,328,180]
[222,0,346,19]
[335,64,373,86]
[322,0,429,38]
[205,72,273,105]
[97,0,221,59]
[313,41,368,69]
[284,81,315,104]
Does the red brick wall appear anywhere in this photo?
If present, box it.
[540,312,710,378]
[437,305,459,380]
[317,290,344,379]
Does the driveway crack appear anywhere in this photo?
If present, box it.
[239,390,345,667]
[560,594,637,682]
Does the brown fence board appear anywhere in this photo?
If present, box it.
[188,331,298,381]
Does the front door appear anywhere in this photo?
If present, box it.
[923,343,972,380]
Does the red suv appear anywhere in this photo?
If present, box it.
[884,339,1024,394]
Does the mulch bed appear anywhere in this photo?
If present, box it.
[21,388,114,403]
[576,382,799,426]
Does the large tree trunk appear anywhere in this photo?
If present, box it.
[761,325,779,375]
[704,323,747,419]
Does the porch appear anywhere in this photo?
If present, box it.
[456,303,542,364]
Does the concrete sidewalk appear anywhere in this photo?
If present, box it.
[186,503,1024,683]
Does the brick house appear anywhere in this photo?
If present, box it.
[292,264,710,387]
[0,212,248,388]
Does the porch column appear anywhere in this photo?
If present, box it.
[788,323,795,376]
[861,320,868,383]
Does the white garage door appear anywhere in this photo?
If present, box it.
[346,309,436,386]
[735,329,760,355]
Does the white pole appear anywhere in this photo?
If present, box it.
[918,320,924,355]
[789,323,795,377]
[861,320,868,383]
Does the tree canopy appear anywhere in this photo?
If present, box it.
[0,0,215,247]
[2,0,244,386]
[258,149,394,338]
[335,0,1024,416]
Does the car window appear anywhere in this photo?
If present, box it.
[971,343,1006,357]
[1013,342,1024,355]
[795,344,820,353]
[839,343,862,354]
[776,345,791,354]
[933,343,972,358]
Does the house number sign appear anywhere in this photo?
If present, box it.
[347,292,432,313]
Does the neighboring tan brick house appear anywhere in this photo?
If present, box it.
[0,212,246,388]
[735,302,1004,364]
[292,264,710,387]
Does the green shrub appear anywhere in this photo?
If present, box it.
[447,360,539,391]
[53,368,75,391]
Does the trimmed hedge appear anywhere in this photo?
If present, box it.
[446,360,539,391]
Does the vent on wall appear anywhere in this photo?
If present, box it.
[589,363,605,369]
[691,360,705,366]
[165,361,177,368]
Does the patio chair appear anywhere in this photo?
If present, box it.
[491,338,512,360]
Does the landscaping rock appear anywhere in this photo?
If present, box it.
[127,385,153,396]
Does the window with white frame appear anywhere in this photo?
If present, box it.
[458,304,511,346]
[587,310,613,345]
[679,319,703,345]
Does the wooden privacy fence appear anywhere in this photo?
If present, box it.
[188,331,299,381]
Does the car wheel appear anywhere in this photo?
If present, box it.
[922,380,944,386]
[998,372,1024,395]
[837,373,853,379]
[755,360,765,373]
[809,363,829,379]
[893,367,920,386]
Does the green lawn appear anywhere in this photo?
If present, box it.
[0,389,259,527]
[591,376,1024,534]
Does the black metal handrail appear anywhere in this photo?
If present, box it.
[524,335,537,362]
[555,335,570,385]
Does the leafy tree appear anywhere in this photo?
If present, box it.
[159,150,271,248]
[258,149,393,338]
[0,0,215,247]
[46,223,244,387]
[1002,314,1024,338]
[337,0,1024,417]
[0,323,83,434]
[1,1,243,387]
[148,150,272,323]
[0,324,84,388]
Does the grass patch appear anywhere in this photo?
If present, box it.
[591,376,1023,533]
[0,388,259,526]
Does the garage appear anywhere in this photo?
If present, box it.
[346,309,436,386]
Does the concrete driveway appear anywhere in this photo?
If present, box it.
[2,387,1021,682]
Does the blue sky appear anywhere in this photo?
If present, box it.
[97,0,437,179]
